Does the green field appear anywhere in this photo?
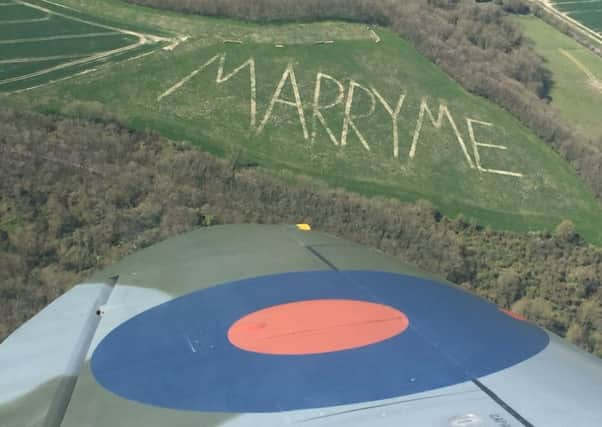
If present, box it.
[513,15,602,141]
[3,0,602,243]
[553,0,602,32]
[0,0,170,92]
[0,3,47,21]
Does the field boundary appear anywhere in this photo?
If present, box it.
[531,0,602,52]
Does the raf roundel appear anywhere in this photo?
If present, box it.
[91,271,549,413]
[227,299,410,355]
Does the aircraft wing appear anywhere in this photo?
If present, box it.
[1,224,601,427]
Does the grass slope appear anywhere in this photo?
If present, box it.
[3,0,602,243]
[513,15,602,141]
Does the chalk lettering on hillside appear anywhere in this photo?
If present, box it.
[257,63,308,140]
[158,53,257,128]
[466,118,523,178]
[372,87,406,158]
[342,80,375,151]
[157,54,220,101]
[215,55,257,128]
[410,98,474,169]
[158,52,524,178]
[312,72,345,146]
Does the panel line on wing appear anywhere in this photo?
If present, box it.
[305,245,338,271]
[472,379,534,427]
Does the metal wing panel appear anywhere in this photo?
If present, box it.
[2,225,602,427]
[0,283,112,427]
[85,224,331,294]
[478,332,602,426]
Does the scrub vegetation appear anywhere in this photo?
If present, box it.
[1,109,601,355]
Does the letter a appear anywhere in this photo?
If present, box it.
[257,64,308,140]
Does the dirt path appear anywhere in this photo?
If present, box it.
[0,32,120,44]
[559,48,602,90]
[0,16,50,24]
[0,53,87,64]
[15,0,157,41]
[39,0,78,12]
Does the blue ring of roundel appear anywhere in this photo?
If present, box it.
[91,270,549,413]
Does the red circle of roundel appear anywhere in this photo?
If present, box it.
[227,299,409,355]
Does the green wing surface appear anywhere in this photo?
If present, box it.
[1,225,601,427]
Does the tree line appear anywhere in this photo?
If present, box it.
[1,108,600,355]
[126,0,602,202]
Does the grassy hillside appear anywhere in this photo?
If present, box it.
[513,15,602,141]
[3,0,602,243]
